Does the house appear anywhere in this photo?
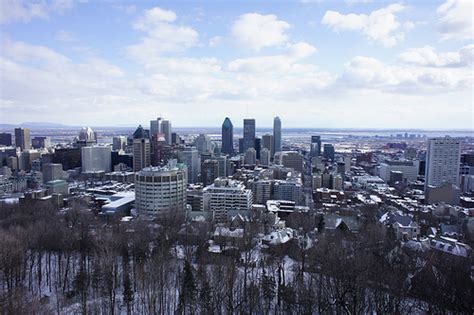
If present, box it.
[429,236,471,258]
[379,212,420,240]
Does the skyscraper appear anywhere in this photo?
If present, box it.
[14,128,31,150]
[133,125,151,171]
[195,134,212,155]
[425,136,461,188]
[311,135,322,157]
[221,117,234,155]
[243,119,256,151]
[273,117,282,153]
[161,120,172,145]
[0,133,12,146]
[323,144,335,161]
[262,134,274,157]
[81,146,112,173]
[178,147,201,183]
[150,118,162,137]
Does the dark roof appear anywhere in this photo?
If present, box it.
[133,125,148,139]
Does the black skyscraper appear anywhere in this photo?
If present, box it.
[221,117,234,155]
[243,119,256,151]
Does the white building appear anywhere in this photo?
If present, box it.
[425,136,461,188]
[273,179,303,205]
[203,178,253,222]
[134,161,187,216]
[379,160,419,183]
[81,146,111,173]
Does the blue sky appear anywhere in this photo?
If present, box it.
[0,0,472,129]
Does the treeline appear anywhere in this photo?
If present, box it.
[0,202,472,314]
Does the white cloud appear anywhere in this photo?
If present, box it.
[55,30,76,42]
[232,13,291,50]
[128,7,198,65]
[321,3,406,47]
[341,55,472,92]
[398,45,474,67]
[437,0,473,40]
[0,0,73,24]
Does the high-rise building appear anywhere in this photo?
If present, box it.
[133,125,151,171]
[311,136,321,157]
[0,133,12,146]
[273,180,303,205]
[260,148,271,166]
[161,120,172,145]
[135,161,187,216]
[203,178,253,222]
[244,148,257,165]
[43,163,64,183]
[273,117,282,153]
[81,146,111,173]
[201,159,219,186]
[178,147,201,183]
[323,144,335,161]
[243,119,256,151]
[19,150,40,171]
[280,151,304,173]
[112,136,127,151]
[379,160,419,183]
[425,136,461,188]
[262,134,274,157]
[32,136,51,149]
[74,127,97,148]
[195,134,212,155]
[150,118,162,137]
[14,128,31,150]
[221,117,234,155]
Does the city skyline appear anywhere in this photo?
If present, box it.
[0,0,472,129]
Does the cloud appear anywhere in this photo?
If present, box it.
[55,30,76,42]
[340,54,472,92]
[398,45,474,67]
[0,0,73,24]
[321,3,406,47]
[232,13,291,50]
[437,0,473,40]
[127,7,198,65]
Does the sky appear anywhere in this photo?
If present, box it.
[0,0,473,129]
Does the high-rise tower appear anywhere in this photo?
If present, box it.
[221,117,234,155]
[273,117,281,153]
[243,119,256,152]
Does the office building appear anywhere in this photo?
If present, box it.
[15,128,31,150]
[112,136,127,151]
[262,134,274,157]
[161,120,172,145]
[52,148,81,170]
[221,117,234,155]
[311,136,321,157]
[32,136,51,149]
[260,148,271,166]
[243,119,256,151]
[203,178,253,222]
[379,160,419,183]
[323,144,335,161]
[244,148,257,165]
[178,147,201,183]
[135,161,187,216]
[81,146,111,173]
[425,136,461,188]
[43,163,63,183]
[195,134,212,155]
[74,127,97,148]
[202,159,219,186]
[150,118,162,137]
[133,125,151,171]
[0,133,12,146]
[273,180,304,205]
[273,116,282,153]
[19,150,40,171]
[280,151,304,173]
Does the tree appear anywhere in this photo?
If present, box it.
[177,260,196,314]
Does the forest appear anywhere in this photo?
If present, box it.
[0,200,472,314]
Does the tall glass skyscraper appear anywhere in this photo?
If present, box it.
[273,117,281,153]
[243,119,256,151]
[221,117,234,155]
